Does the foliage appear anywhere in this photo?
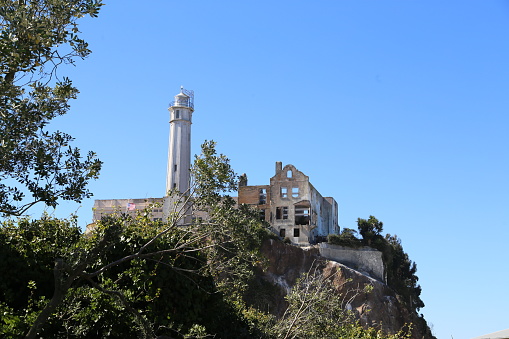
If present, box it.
[192,140,237,206]
[382,234,424,311]
[374,232,434,337]
[0,215,82,338]
[0,215,81,309]
[355,216,424,313]
[270,267,412,339]
[0,141,271,338]
[327,228,362,248]
[0,0,103,216]
[357,215,383,245]
[0,137,429,337]
[0,210,267,338]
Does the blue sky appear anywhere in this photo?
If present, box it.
[27,1,509,338]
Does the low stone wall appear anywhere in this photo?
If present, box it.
[318,243,384,282]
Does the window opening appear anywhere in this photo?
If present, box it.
[276,207,288,220]
[175,110,180,119]
[292,187,299,198]
[174,164,177,172]
[280,229,286,238]
[287,170,293,178]
[295,205,310,225]
[293,228,300,237]
[281,187,288,198]
[259,188,267,204]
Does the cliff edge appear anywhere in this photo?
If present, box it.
[255,239,435,339]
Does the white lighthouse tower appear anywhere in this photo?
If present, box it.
[166,86,194,195]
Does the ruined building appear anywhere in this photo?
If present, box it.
[92,88,339,245]
[238,162,339,245]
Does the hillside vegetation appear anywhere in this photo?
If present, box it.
[0,143,435,338]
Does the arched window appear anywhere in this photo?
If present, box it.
[287,170,292,178]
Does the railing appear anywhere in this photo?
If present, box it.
[169,100,194,109]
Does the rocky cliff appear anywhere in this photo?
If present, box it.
[254,239,435,339]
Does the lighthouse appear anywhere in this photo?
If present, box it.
[166,86,194,196]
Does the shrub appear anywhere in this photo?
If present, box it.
[327,229,363,248]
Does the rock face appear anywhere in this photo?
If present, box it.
[259,239,435,339]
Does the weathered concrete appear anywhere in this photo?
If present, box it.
[92,198,164,222]
[319,243,384,282]
[238,163,339,245]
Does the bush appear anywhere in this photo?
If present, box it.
[327,229,363,248]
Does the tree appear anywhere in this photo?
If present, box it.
[0,141,270,338]
[0,0,103,216]
[384,234,424,311]
[0,214,241,338]
[0,215,83,338]
[357,215,383,246]
[356,216,424,313]
[328,215,426,315]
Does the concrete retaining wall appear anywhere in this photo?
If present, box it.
[319,243,385,282]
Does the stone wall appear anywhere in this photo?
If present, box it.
[318,243,384,282]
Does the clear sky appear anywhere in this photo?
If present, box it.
[26,1,509,338]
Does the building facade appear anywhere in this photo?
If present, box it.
[238,162,339,245]
[92,198,164,222]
